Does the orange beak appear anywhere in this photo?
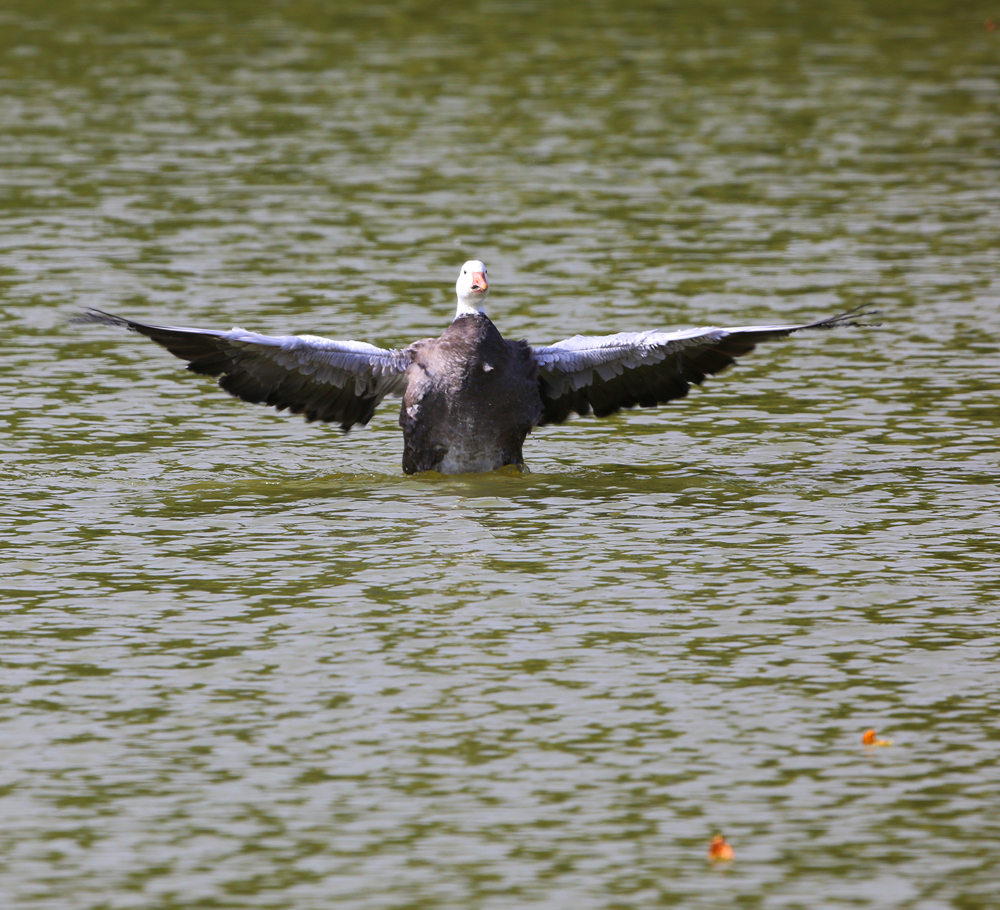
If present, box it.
[470,271,488,291]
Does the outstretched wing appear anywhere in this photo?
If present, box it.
[531,307,875,425]
[76,309,412,431]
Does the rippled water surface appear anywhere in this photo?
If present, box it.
[3,1,1000,907]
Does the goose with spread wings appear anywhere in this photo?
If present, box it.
[76,260,872,474]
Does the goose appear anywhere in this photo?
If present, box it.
[76,260,873,474]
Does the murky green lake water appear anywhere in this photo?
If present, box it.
[3,1,1000,907]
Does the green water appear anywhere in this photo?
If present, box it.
[3,1,1000,907]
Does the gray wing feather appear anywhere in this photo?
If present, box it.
[532,307,875,425]
[76,309,411,431]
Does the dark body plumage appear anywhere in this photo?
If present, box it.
[401,315,542,474]
[74,258,874,475]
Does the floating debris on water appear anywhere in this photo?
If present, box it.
[708,834,735,862]
[862,729,894,747]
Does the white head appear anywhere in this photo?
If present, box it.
[454,260,489,317]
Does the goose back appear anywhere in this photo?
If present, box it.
[400,315,542,474]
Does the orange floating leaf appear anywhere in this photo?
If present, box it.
[708,834,735,862]
[862,728,893,747]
